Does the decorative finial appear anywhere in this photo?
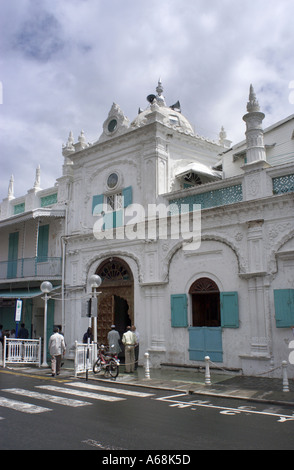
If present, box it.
[8,175,14,200]
[78,130,86,144]
[155,78,166,106]
[219,126,227,144]
[62,131,75,156]
[33,165,41,190]
[247,84,260,112]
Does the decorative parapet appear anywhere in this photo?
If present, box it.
[169,184,243,213]
[13,203,25,215]
[40,193,58,207]
[272,174,294,195]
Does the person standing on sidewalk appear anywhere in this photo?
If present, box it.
[48,327,66,376]
[107,325,121,355]
[131,325,139,370]
[122,326,137,373]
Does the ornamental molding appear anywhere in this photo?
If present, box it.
[163,233,244,283]
[268,228,294,275]
[83,251,142,286]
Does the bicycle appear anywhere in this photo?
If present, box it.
[93,344,120,378]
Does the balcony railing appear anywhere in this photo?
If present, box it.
[0,257,62,280]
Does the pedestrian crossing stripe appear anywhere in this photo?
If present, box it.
[0,396,51,414]
[2,388,92,408]
[36,385,126,402]
[65,382,154,398]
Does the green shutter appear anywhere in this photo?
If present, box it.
[274,289,294,328]
[92,194,104,215]
[7,232,19,278]
[104,212,114,230]
[220,292,239,328]
[171,294,188,327]
[123,186,133,208]
[37,225,49,262]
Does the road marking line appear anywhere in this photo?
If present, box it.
[157,395,294,421]
[2,388,91,407]
[65,382,154,397]
[0,396,51,414]
[82,439,124,450]
[36,385,126,402]
[0,369,69,382]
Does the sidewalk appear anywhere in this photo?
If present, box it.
[1,359,294,406]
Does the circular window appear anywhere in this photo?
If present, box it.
[107,119,117,133]
[107,172,119,189]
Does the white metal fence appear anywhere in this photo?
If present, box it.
[74,341,95,377]
[3,337,42,368]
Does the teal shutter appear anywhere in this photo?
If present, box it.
[220,292,239,328]
[37,225,49,262]
[171,294,188,327]
[123,186,133,208]
[7,232,19,278]
[104,211,124,230]
[104,211,114,230]
[92,194,104,215]
[274,289,294,328]
[115,210,123,228]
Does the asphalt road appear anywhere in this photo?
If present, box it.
[0,370,293,453]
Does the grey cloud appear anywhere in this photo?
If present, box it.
[1,0,294,199]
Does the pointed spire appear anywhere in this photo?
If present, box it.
[8,175,14,200]
[243,84,266,165]
[219,126,227,144]
[62,131,75,156]
[78,130,86,145]
[33,165,41,190]
[247,84,260,113]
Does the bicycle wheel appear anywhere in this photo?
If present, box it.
[93,358,102,374]
[109,359,119,378]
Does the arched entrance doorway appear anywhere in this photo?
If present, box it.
[95,258,134,348]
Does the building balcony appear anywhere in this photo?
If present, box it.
[0,257,62,282]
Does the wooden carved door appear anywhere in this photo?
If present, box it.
[97,294,114,345]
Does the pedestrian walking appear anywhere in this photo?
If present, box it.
[131,325,139,369]
[107,325,121,355]
[122,326,137,373]
[48,327,66,376]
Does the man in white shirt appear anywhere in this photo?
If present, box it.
[48,327,66,376]
[131,325,139,370]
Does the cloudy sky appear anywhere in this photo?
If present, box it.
[1,0,294,200]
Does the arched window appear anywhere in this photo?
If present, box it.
[189,277,220,327]
[96,257,133,284]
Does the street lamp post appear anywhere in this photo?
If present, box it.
[40,281,53,367]
[89,274,102,363]
[89,274,102,343]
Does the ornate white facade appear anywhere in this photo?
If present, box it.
[1,81,294,378]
